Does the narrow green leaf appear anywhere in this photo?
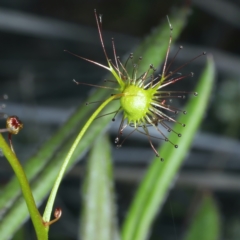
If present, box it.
[122,56,215,240]
[80,135,119,240]
[184,194,220,240]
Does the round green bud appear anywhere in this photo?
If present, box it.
[120,84,154,122]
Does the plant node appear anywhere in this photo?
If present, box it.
[43,208,62,227]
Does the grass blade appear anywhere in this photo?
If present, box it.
[183,193,220,240]
[80,135,119,240]
[122,56,215,240]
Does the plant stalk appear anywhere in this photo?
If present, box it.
[0,134,48,240]
[43,94,117,222]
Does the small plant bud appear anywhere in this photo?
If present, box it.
[6,116,23,135]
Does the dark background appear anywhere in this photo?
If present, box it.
[0,0,240,239]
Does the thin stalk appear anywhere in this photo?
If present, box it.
[0,134,48,240]
[43,94,117,222]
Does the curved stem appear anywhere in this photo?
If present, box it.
[43,94,117,222]
[0,134,48,240]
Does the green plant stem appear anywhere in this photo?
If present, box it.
[0,134,48,240]
[43,94,117,222]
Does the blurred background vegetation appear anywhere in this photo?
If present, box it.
[0,0,239,239]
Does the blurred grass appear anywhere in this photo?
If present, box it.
[122,56,215,240]
[183,193,220,240]
[80,135,119,240]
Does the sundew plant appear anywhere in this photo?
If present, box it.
[65,10,206,160]
[0,7,216,240]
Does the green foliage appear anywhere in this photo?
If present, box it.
[80,135,119,240]
[121,55,215,240]
[0,6,217,240]
[183,194,220,240]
